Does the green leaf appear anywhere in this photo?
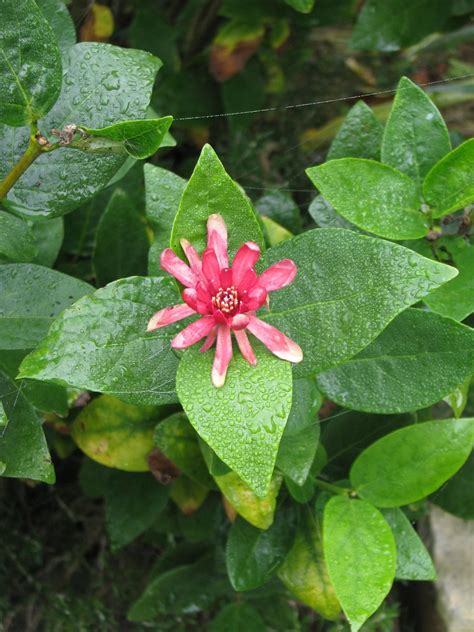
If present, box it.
[154,412,214,488]
[78,116,173,159]
[307,159,428,239]
[382,77,450,186]
[2,43,160,219]
[308,195,360,231]
[209,603,266,631]
[284,0,315,13]
[0,211,37,263]
[214,471,282,529]
[169,476,209,514]
[258,228,457,377]
[276,377,321,484]
[278,507,340,620]
[226,508,295,591]
[0,401,8,438]
[444,377,470,418]
[255,189,302,234]
[0,264,92,350]
[177,343,292,497]
[351,0,450,52]
[350,419,474,507]
[431,451,474,520]
[327,101,383,161]
[37,0,76,54]
[0,368,54,483]
[382,508,436,581]
[127,551,229,621]
[145,163,186,274]
[71,394,168,472]
[30,218,64,267]
[323,496,396,632]
[425,245,474,322]
[93,189,149,286]
[170,144,264,259]
[19,277,181,405]
[104,470,168,550]
[316,309,474,414]
[423,139,474,218]
[0,0,62,126]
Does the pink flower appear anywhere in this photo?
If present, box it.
[147,214,303,387]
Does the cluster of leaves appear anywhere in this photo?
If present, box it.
[1,1,474,630]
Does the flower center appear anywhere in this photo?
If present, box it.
[212,286,240,314]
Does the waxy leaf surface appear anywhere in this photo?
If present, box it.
[350,419,474,507]
[328,101,383,161]
[177,344,292,497]
[19,277,181,405]
[317,309,474,413]
[307,159,428,239]
[258,228,457,377]
[324,496,396,632]
[0,211,37,263]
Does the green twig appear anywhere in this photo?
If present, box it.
[0,126,43,200]
[314,478,351,496]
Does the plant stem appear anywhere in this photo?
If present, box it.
[0,128,42,201]
[314,478,351,496]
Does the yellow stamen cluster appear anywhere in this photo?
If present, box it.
[212,286,239,314]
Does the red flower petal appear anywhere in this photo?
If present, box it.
[171,316,215,349]
[232,242,260,287]
[207,214,228,269]
[241,286,267,311]
[230,313,249,330]
[258,259,297,292]
[160,248,197,287]
[212,325,233,388]
[180,238,203,277]
[200,326,217,352]
[237,268,258,292]
[246,315,303,363]
[202,248,221,291]
[234,329,257,366]
[220,267,233,289]
[147,304,195,331]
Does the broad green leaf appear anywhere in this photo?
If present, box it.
[37,0,76,54]
[350,419,474,507]
[423,138,474,218]
[19,277,181,405]
[323,496,396,632]
[278,508,340,620]
[258,228,457,377]
[169,476,209,514]
[255,189,302,234]
[0,264,92,350]
[104,470,168,550]
[177,495,222,542]
[30,218,64,267]
[0,368,54,483]
[71,394,166,472]
[351,0,450,52]
[431,452,474,520]
[0,211,37,263]
[154,413,214,488]
[316,309,474,413]
[276,377,321,484]
[261,216,293,247]
[0,0,62,126]
[214,471,282,529]
[327,101,383,161]
[382,77,450,185]
[127,552,230,621]
[145,163,186,274]
[200,441,231,477]
[177,344,292,497]
[226,508,295,591]
[382,508,436,581]
[284,0,315,13]
[2,43,160,219]
[425,245,474,321]
[93,189,149,286]
[78,116,173,159]
[79,458,111,498]
[307,159,428,239]
[308,195,360,231]
[209,603,266,632]
[170,144,264,259]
